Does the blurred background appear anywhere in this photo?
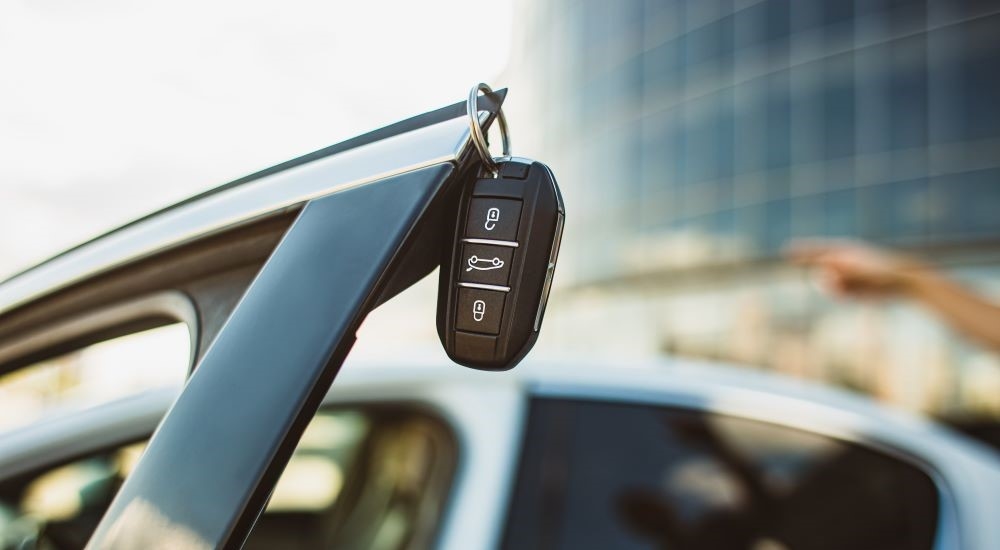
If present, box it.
[2,0,1000,433]
[504,0,1000,427]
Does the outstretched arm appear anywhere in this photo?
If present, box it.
[787,239,1000,353]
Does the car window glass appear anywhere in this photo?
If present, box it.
[503,399,939,550]
[247,408,457,550]
[0,407,456,550]
[0,324,190,434]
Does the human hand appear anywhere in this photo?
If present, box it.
[785,239,925,299]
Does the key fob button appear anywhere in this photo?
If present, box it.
[454,331,497,358]
[456,288,506,334]
[466,198,521,241]
[499,162,530,180]
[459,244,514,286]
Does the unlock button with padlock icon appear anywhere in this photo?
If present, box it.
[466,198,522,241]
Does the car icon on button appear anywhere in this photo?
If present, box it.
[466,255,505,272]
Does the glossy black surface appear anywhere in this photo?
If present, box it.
[86,163,457,549]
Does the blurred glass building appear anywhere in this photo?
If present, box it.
[504,0,1000,419]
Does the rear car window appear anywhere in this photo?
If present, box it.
[0,324,189,434]
[503,399,939,550]
[0,406,456,550]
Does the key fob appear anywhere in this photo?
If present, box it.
[437,158,565,370]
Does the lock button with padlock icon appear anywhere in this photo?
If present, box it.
[455,287,505,334]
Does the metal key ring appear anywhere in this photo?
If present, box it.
[467,83,511,174]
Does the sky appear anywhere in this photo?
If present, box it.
[0,0,512,279]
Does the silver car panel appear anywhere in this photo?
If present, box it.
[0,113,484,316]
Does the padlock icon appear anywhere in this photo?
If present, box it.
[484,207,500,231]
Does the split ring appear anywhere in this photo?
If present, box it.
[466,83,511,174]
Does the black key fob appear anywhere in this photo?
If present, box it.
[437,158,565,370]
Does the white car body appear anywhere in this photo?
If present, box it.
[2,356,997,549]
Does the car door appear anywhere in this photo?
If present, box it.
[0,389,459,549]
[0,91,508,548]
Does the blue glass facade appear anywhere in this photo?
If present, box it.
[509,0,1000,282]
[506,0,1000,416]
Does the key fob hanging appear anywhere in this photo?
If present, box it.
[437,158,565,370]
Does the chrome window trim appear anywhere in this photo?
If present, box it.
[0,114,483,316]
